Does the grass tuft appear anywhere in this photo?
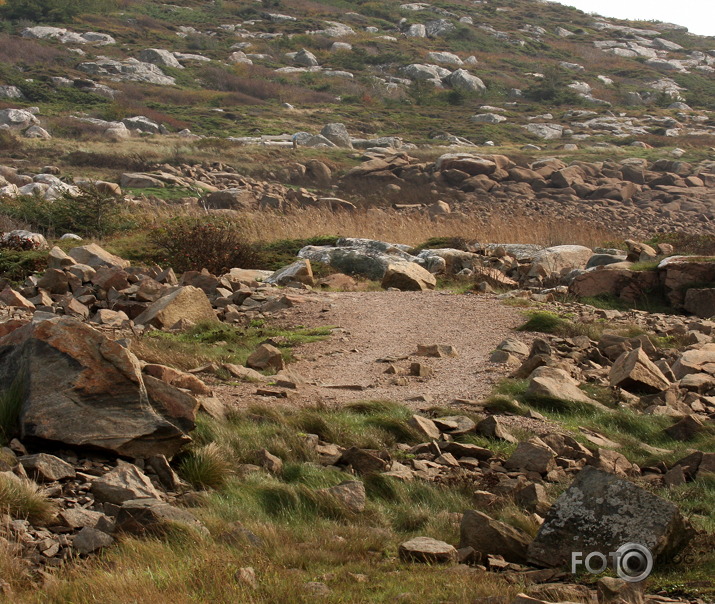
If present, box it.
[0,474,57,525]
[178,442,234,490]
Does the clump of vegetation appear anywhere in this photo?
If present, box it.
[178,442,234,490]
[149,216,260,275]
[0,0,116,22]
[0,188,133,239]
[133,320,333,371]
[0,474,56,524]
[517,310,603,339]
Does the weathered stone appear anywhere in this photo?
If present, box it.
[68,243,130,269]
[505,439,557,474]
[663,415,703,441]
[115,498,208,536]
[265,259,314,286]
[526,368,607,409]
[476,416,517,443]
[73,527,114,554]
[18,453,75,482]
[246,343,285,371]
[609,347,670,394]
[408,415,441,439]
[416,344,457,357]
[381,261,436,291]
[459,510,531,563]
[318,480,366,513]
[528,466,694,568]
[398,536,457,563]
[338,447,387,474]
[0,318,192,458]
[134,286,218,329]
[91,462,162,505]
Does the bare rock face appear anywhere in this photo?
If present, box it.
[528,466,694,568]
[68,243,130,269]
[134,285,218,329]
[0,317,193,458]
[381,261,436,291]
[609,347,670,394]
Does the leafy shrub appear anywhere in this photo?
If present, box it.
[149,216,260,275]
[0,249,47,283]
[0,188,133,238]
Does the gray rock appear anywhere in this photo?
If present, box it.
[528,466,694,568]
[447,69,486,93]
[115,498,208,536]
[399,536,457,563]
[122,116,161,134]
[0,86,24,100]
[91,462,162,505]
[0,108,38,130]
[19,453,75,482]
[73,527,114,554]
[294,49,319,67]
[138,49,184,69]
[523,123,564,140]
[318,480,366,513]
[320,123,352,148]
[459,510,531,563]
[78,58,175,86]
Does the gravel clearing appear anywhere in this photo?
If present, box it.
[222,290,534,411]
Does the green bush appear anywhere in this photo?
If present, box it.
[0,187,133,239]
[149,216,260,275]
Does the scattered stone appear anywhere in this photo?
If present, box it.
[398,536,457,563]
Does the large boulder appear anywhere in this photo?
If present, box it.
[446,69,486,93]
[138,48,184,69]
[381,261,436,291]
[526,367,608,409]
[528,466,694,568]
[134,286,218,329]
[0,318,194,457]
[0,108,39,130]
[609,347,670,394]
[68,243,129,269]
[265,259,314,286]
[320,123,352,148]
[528,245,593,278]
[298,238,415,280]
[459,510,531,563]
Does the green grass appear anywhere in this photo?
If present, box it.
[178,442,234,490]
[134,321,333,371]
[517,310,604,340]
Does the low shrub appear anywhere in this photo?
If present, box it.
[149,216,260,275]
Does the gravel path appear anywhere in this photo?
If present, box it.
[222,290,532,411]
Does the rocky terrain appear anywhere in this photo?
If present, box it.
[0,0,714,602]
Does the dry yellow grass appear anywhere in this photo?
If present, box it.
[216,207,617,248]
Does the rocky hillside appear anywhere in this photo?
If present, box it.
[0,0,714,147]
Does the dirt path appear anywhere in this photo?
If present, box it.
[220,290,532,412]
